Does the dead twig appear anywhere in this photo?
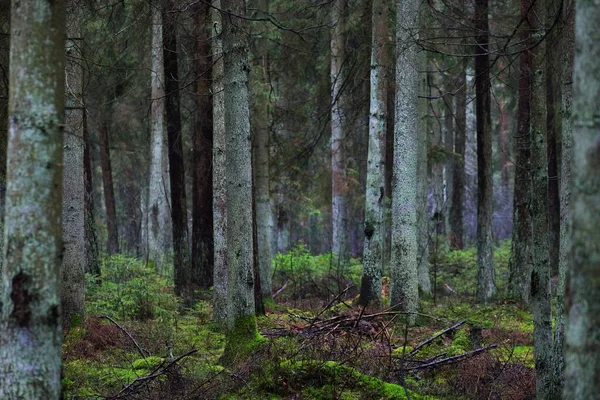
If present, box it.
[97,314,149,360]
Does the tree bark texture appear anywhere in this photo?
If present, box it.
[390,0,419,318]
[211,0,228,326]
[99,121,119,255]
[83,109,100,276]
[330,0,348,259]
[474,0,495,303]
[147,5,171,271]
[192,1,214,289]
[508,0,533,303]
[360,0,389,305]
[0,0,65,397]
[563,0,600,396]
[529,0,554,397]
[252,0,273,299]
[163,0,192,304]
[0,0,9,265]
[450,61,466,250]
[221,0,260,354]
[62,0,86,329]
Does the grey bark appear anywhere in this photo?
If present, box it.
[0,0,8,261]
[253,0,273,299]
[474,0,496,303]
[147,5,171,271]
[416,41,431,295]
[62,0,85,329]
[390,0,419,319]
[563,0,600,396]
[508,0,533,303]
[211,0,227,325]
[554,0,574,392]
[529,0,554,397]
[0,0,66,397]
[450,60,466,250]
[222,0,256,328]
[360,0,389,305]
[330,0,348,259]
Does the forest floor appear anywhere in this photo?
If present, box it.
[63,241,538,399]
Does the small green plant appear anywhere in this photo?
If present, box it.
[86,255,179,321]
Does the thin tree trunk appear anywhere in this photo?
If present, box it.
[163,0,192,305]
[0,0,65,396]
[508,0,533,303]
[192,1,214,289]
[390,0,419,319]
[546,0,562,278]
[563,0,600,397]
[443,83,454,234]
[211,0,227,326]
[147,5,171,271]
[474,0,495,303]
[330,0,347,259]
[62,0,85,329]
[253,0,273,300]
[416,25,431,295]
[0,0,10,263]
[123,166,140,255]
[450,59,466,250]
[554,0,574,393]
[360,0,389,305]
[529,0,554,396]
[83,109,100,276]
[221,0,262,362]
[99,121,120,255]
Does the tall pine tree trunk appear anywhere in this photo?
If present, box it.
[221,0,263,363]
[0,0,66,396]
[508,0,533,303]
[83,108,100,276]
[474,0,495,303]
[192,1,214,289]
[0,0,9,265]
[390,0,419,318]
[330,0,347,259]
[62,0,85,329]
[211,0,228,325]
[99,121,119,255]
[360,0,389,305]
[147,5,171,271]
[163,0,192,304]
[450,59,466,250]
[529,0,554,396]
[554,0,574,392]
[563,0,600,396]
[253,0,273,300]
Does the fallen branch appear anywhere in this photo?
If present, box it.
[409,319,466,357]
[97,314,149,360]
[405,344,498,371]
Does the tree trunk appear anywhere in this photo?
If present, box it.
[529,0,554,396]
[221,0,262,363]
[99,120,120,255]
[474,0,495,303]
[163,0,192,305]
[508,0,533,303]
[450,60,466,250]
[83,109,100,276]
[563,0,600,397]
[390,0,419,319]
[554,0,574,393]
[330,0,348,259]
[443,82,454,235]
[360,0,389,305]
[0,0,65,397]
[211,0,228,326]
[546,0,562,278]
[147,5,171,271]
[416,27,431,295]
[62,0,85,329]
[192,1,214,289]
[0,0,9,262]
[252,0,273,300]
[122,166,140,255]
